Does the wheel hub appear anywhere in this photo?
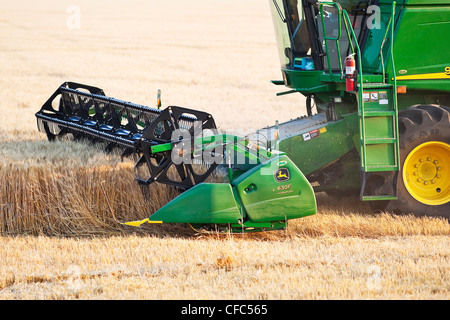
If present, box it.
[414,158,440,184]
[403,141,450,205]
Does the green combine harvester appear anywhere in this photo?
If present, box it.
[36,0,449,233]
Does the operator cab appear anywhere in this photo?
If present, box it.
[269,0,377,72]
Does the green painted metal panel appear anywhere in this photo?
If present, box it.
[364,116,395,140]
[149,183,242,224]
[278,119,355,176]
[232,155,316,222]
[282,69,333,93]
[343,112,361,153]
[361,4,398,74]
[364,144,397,171]
[150,142,172,153]
[400,0,450,5]
[386,4,450,93]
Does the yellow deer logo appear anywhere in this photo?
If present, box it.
[274,168,290,182]
[277,171,288,179]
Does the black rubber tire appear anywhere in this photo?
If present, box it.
[384,105,450,218]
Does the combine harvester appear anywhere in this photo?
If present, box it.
[36,0,449,233]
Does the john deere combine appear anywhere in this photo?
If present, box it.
[36,0,449,232]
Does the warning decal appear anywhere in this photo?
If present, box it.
[303,129,320,141]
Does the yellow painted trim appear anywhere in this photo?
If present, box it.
[122,218,162,227]
[396,72,450,81]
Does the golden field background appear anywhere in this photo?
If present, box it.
[0,0,449,299]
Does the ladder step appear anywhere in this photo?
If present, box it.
[361,83,393,89]
[363,137,397,145]
[365,165,399,172]
[362,195,397,201]
[363,111,396,117]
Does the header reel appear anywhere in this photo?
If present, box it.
[36,82,221,190]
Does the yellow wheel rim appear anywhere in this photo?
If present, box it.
[403,141,450,206]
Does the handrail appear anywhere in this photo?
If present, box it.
[379,15,392,84]
[379,2,397,85]
[320,2,343,77]
[376,2,399,168]
[341,10,366,168]
[390,2,399,169]
[390,2,397,93]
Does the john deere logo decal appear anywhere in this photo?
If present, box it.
[274,168,290,182]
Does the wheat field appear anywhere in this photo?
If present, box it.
[0,0,449,300]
